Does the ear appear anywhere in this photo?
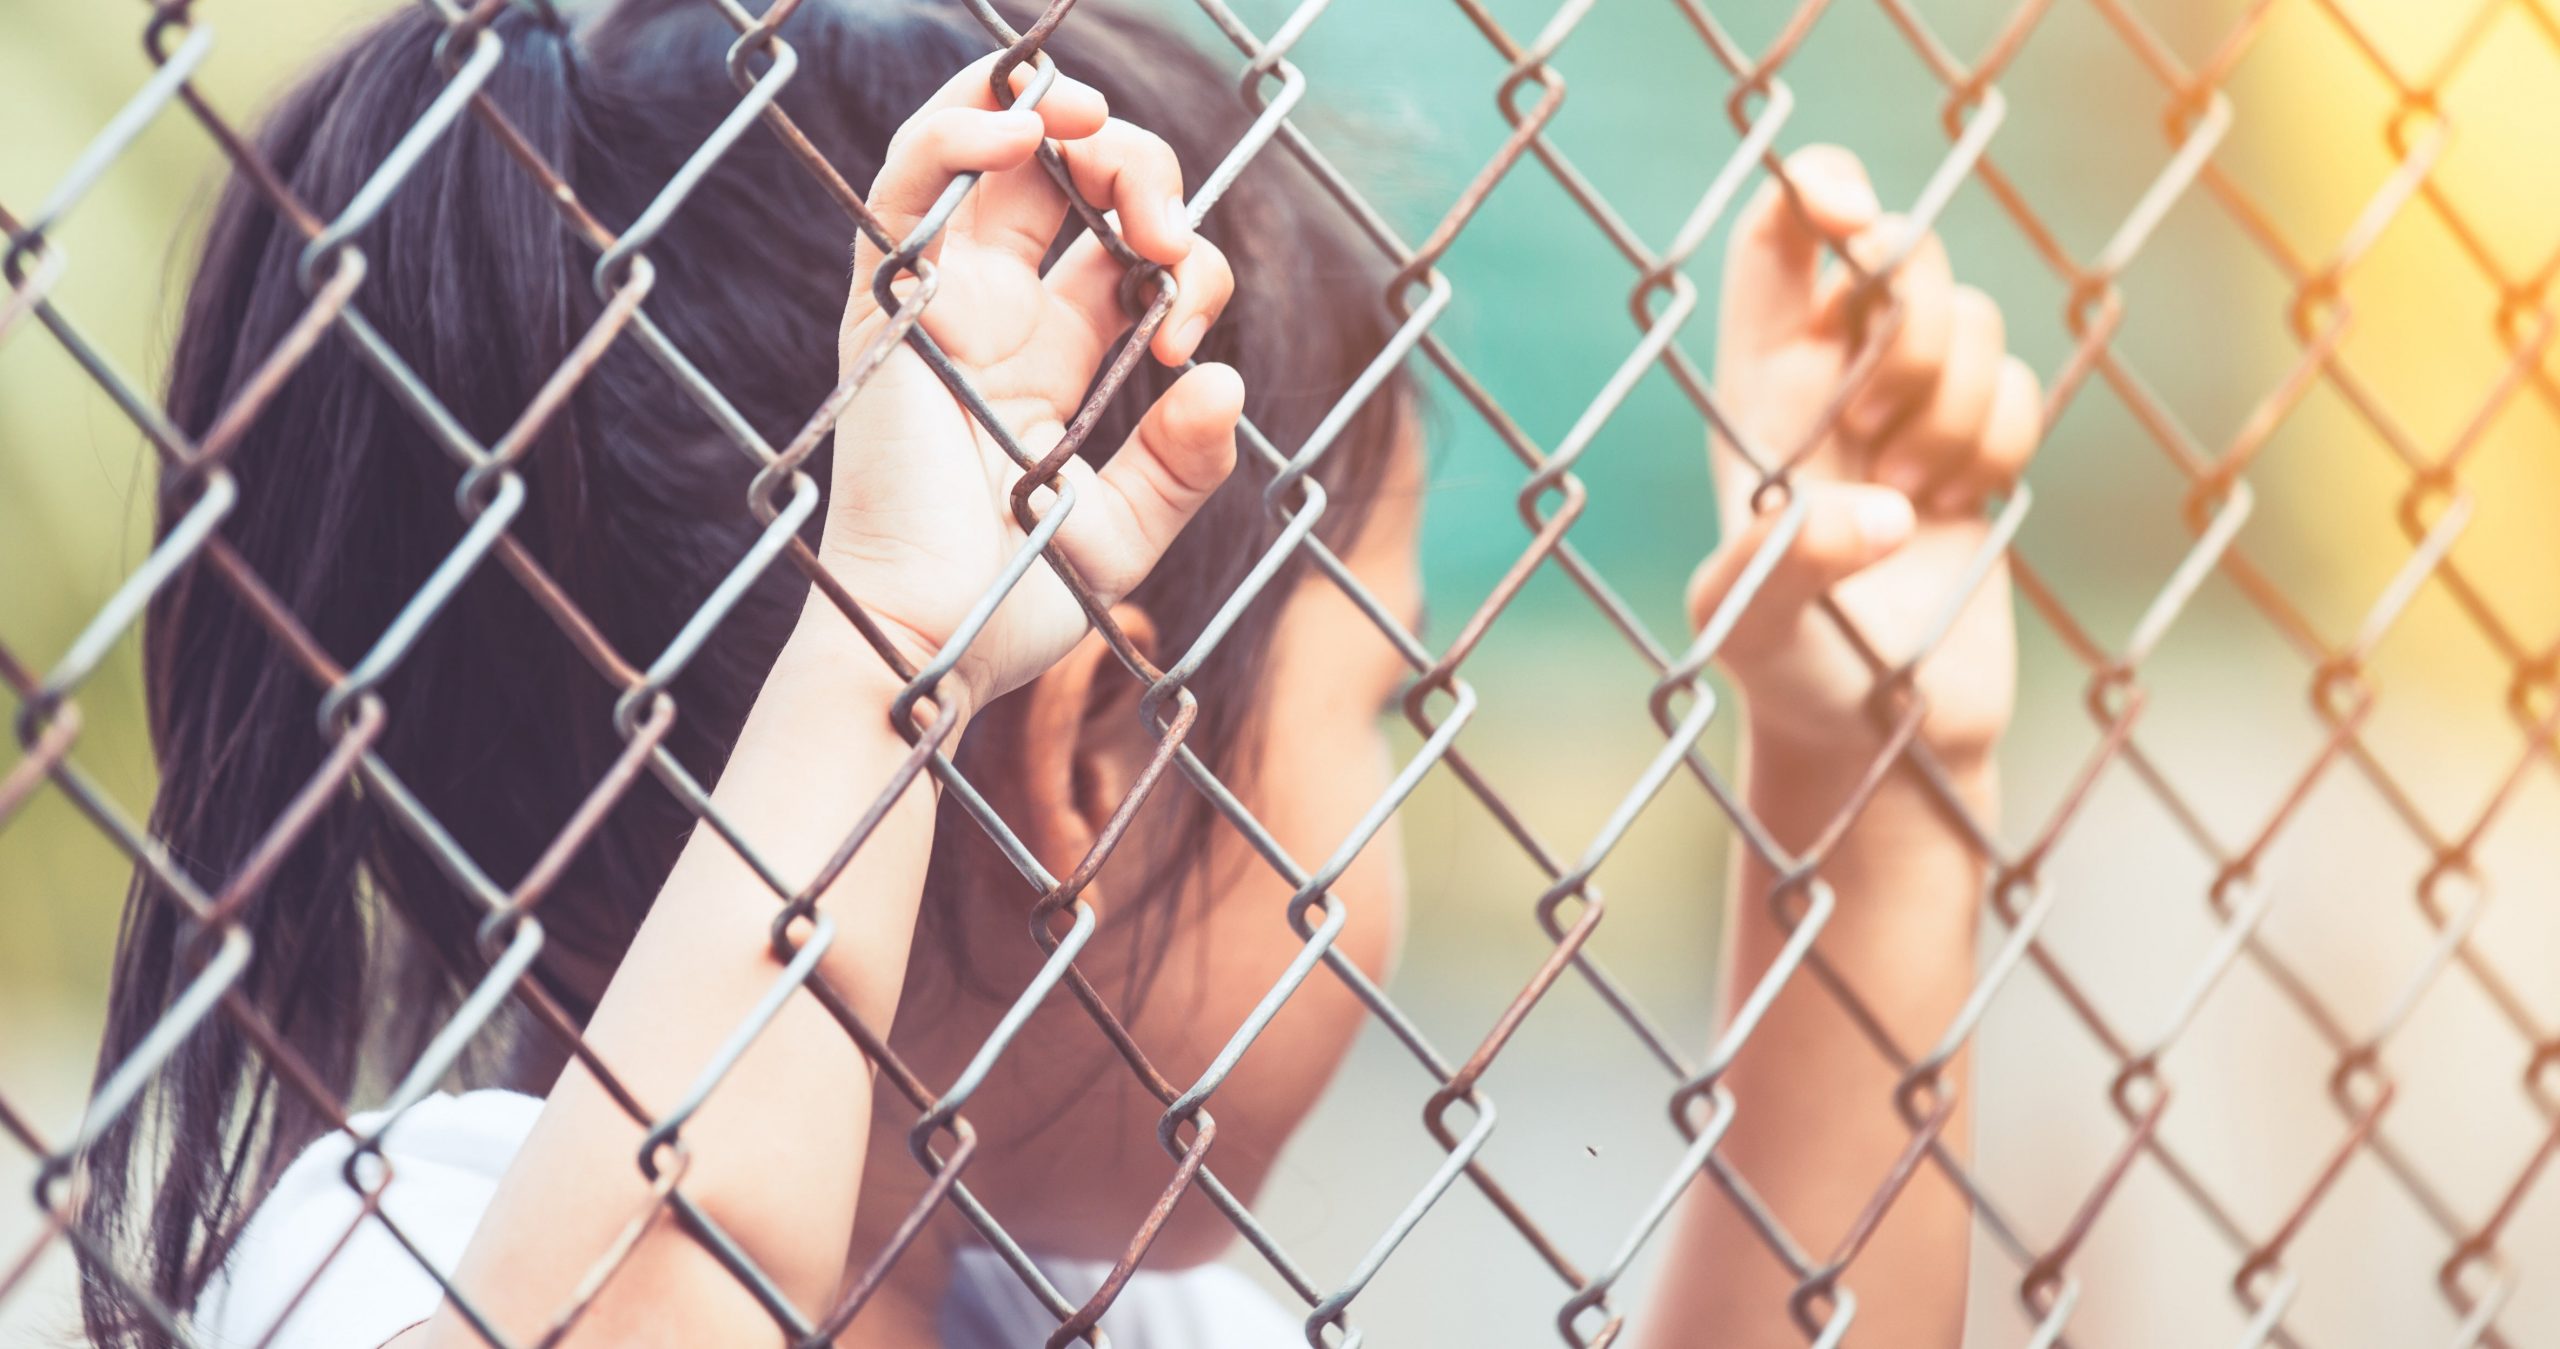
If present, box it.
[1012,605,1166,892]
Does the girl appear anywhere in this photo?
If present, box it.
[82,1,2042,1345]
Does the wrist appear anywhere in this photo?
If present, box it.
[1737,685,1998,790]
[782,597,977,737]
[1735,704,2001,902]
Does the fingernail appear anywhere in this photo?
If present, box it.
[1170,314,1209,359]
[1163,195,1192,242]
[1855,490,1915,548]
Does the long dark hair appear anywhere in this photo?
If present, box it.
[78,2,1408,1343]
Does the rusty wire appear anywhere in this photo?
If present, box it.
[4,0,2558,1345]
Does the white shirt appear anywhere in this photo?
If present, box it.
[195,1089,1302,1348]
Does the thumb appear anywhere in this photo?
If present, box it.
[1688,481,1913,653]
[1057,362,1245,605]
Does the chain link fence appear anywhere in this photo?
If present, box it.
[5,0,2560,1344]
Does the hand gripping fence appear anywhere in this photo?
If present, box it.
[5,0,2560,1345]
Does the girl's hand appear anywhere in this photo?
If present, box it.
[1689,146,2044,763]
[823,54,1240,713]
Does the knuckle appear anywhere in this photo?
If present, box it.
[1068,123,1128,182]
[910,107,970,155]
[1099,116,1145,159]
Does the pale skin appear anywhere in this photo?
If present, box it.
[396,55,2041,1349]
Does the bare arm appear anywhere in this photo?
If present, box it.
[416,619,944,1345]
[398,56,1239,1349]
[1641,145,2043,1346]
[1645,728,1991,1345]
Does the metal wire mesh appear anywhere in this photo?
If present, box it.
[5,0,2559,1344]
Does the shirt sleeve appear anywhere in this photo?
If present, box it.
[194,1090,541,1349]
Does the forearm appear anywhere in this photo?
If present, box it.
[1640,716,1990,1348]
[421,604,946,1346]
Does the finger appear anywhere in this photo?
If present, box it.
[1057,362,1244,602]
[857,104,1046,284]
[1819,216,1954,446]
[1720,145,1881,356]
[1933,354,2043,512]
[1045,227,1233,365]
[916,51,1110,138]
[1690,481,1915,654]
[852,57,1109,278]
[1054,118,1195,266]
[1874,284,2002,501]
[996,60,1110,140]
[959,65,1118,270]
[962,147,1076,272]
[1152,237,1233,363]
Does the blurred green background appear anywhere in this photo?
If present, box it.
[10,0,2560,1344]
